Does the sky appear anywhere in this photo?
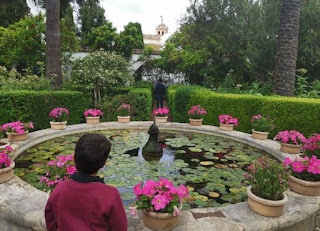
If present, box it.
[27,0,191,37]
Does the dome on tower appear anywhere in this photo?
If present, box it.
[156,16,168,36]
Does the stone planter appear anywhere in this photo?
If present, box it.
[6,131,28,142]
[0,141,10,149]
[289,175,320,196]
[117,116,130,123]
[280,143,302,154]
[50,121,67,130]
[155,116,168,123]
[220,123,234,131]
[143,209,181,231]
[189,118,203,126]
[252,130,269,140]
[247,186,288,217]
[0,162,15,183]
[86,117,100,124]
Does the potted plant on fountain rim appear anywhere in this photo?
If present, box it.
[117,103,131,123]
[153,108,170,123]
[284,156,320,196]
[188,105,207,126]
[0,145,14,183]
[2,121,33,142]
[84,109,103,124]
[244,156,289,217]
[251,114,275,140]
[49,107,69,130]
[219,114,238,131]
[302,133,320,159]
[130,178,189,231]
[274,130,307,154]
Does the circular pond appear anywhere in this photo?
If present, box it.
[14,129,272,209]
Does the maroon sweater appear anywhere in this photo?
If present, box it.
[45,179,127,231]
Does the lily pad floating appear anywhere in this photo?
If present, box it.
[200,161,215,166]
[191,158,200,163]
[208,192,220,198]
[176,150,187,154]
[188,147,203,153]
[214,164,228,169]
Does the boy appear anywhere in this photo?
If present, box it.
[45,133,127,231]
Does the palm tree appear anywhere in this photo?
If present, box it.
[46,0,62,89]
[273,0,303,96]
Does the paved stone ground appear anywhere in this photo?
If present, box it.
[1,122,320,231]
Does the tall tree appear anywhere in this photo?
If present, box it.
[0,0,30,27]
[78,0,106,39]
[46,0,62,89]
[273,0,303,96]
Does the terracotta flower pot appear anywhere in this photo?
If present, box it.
[189,118,203,126]
[86,117,100,124]
[117,116,130,123]
[155,116,168,123]
[289,175,320,196]
[143,209,181,231]
[0,162,15,183]
[247,186,288,217]
[50,121,67,130]
[252,130,269,140]
[280,143,302,154]
[6,131,28,142]
[220,123,234,131]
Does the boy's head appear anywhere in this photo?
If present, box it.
[74,133,111,175]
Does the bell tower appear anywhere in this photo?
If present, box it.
[156,16,168,36]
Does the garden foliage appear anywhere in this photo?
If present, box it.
[0,91,87,130]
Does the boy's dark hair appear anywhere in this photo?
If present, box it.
[74,133,111,175]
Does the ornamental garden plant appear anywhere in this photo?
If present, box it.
[49,107,69,122]
[153,108,170,117]
[1,121,33,142]
[274,130,307,154]
[0,145,15,183]
[117,103,131,117]
[84,109,104,124]
[244,156,289,217]
[40,155,76,192]
[284,156,320,196]
[187,105,207,120]
[219,114,238,131]
[251,114,275,140]
[303,133,320,158]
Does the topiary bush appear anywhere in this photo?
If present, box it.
[133,81,154,91]
[0,91,88,130]
[128,88,152,121]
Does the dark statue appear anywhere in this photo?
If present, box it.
[142,121,163,161]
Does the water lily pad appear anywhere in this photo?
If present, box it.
[200,161,215,166]
[208,192,220,198]
[176,150,186,154]
[191,159,200,162]
[188,147,203,153]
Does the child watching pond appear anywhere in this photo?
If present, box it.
[45,133,127,231]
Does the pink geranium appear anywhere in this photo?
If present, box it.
[84,109,103,117]
[130,178,189,216]
[49,107,69,122]
[153,108,170,117]
[219,115,238,126]
[40,155,76,192]
[2,121,33,134]
[117,104,131,116]
[284,155,320,181]
[274,130,307,145]
[0,145,13,169]
[188,105,207,119]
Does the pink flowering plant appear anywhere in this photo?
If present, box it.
[153,108,170,117]
[40,155,76,192]
[2,121,34,134]
[274,130,307,145]
[117,104,131,116]
[244,156,289,200]
[251,114,275,133]
[129,178,189,218]
[187,105,207,119]
[49,107,69,122]
[302,133,320,158]
[84,109,103,118]
[219,114,238,126]
[0,146,13,169]
[284,156,320,182]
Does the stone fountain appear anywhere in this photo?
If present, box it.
[142,121,163,161]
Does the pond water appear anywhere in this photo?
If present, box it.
[14,129,271,209]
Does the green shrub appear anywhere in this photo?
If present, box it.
[171,85,205,122]
[0,91,88,130]
[128,88,152,121]
[187,89,320,136]
[133,81,154,91]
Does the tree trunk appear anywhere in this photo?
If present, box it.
[273,0,302,96]
[46,0,62,89]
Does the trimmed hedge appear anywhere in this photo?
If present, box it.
[133,81,154,92]
[0,91,88,130]
[129,88,153,121]
[168,86,320,136]
[186,89,320,137]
